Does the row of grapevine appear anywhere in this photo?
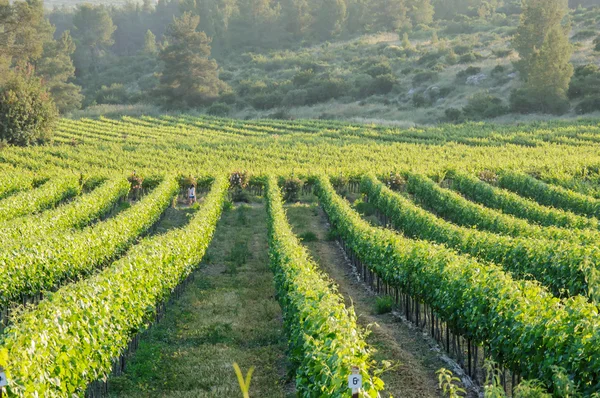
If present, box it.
[0,176,81,223]
[265,176,383,397]
[404,172,599,244]
[39,116,600,180]
[360,175,600,300]
[497,171,600,218]
[0,176,130,248]
[315,174,600,396]
[0,169,35,200]
[445,170,597,230]
[0,176,178,307]
[0,176,228,396]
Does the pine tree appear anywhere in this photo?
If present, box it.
[142,29,158,54]
[512,0,573,113]
[157,12,229,107]
[373,0,410,32]
[36,31,83,113]
[281,0,311,39]
[0,0,53,79]
[312,0,347,40]
[408,0,434,26]
[71,4,116,77]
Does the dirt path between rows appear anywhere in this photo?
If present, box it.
[286,203,447,398]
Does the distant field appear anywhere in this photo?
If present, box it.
[2,116,600,396]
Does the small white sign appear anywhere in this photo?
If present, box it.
[0,371,7,387]
[348,373,362,389]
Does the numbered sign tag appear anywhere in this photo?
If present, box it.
[348,373,362,389]
[0,371,7,387]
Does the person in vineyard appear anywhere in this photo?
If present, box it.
[188,184,196,205]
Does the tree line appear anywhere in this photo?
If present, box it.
[0,0,584,145]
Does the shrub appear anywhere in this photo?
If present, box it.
[412,92,430,107]
[282,89,308,107]
[206,102,231,116]
[491,65,506,76]
[250,92,284,110]
[463,92,508,120]
[575,96,600,114]
[299,231,318,242]
[457,66,482,80]
[445,107,464,122]
[293,69,315,86]
[383,45,404,58]
[372,74,398,95]
[364,60,392,78]
[453,44,473,55]
[594,36,600,52]
[510,88,570,115]
[305,77,348,104]
[95,84,131,105]
[375,296,394,314]
[492,48,513,58]
[0,73,57,146]
[413,71,438,86]
[219,70,234,81]
[458,52,478,63]
[283,177,303,202]
[568,64,600,99]
[572,29,597,41]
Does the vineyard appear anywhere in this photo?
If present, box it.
[1,115,600,397]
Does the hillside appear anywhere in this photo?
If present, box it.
[64,4,600,125]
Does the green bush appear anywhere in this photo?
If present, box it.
[0,73,57,146]
[305,77,348,104]
[510,88,570,115]
[299,231,318,242]
[456,66,481,80]
[572,29,597,41]
[458,52,478,63]
[364,60,392,78]
[575,96,600,114]
[568,64,600,99]
[95,84,131,105]
[594,36,600,51]
[491,65,506,76]
[463,92,508,120]
[372,74,398,95]
[206,102,231,116]
[283,177,303,202]
[375,296,394,314]
[282,89,309,107]
[250,92,284,110]
[413,71,438,86]
[412,92,431,107]
[293,69,315,86]
[453,44,473,55]
[445,107,464,123]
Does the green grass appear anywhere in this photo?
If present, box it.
[108,205,293,397]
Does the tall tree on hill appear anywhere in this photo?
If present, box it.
[156,12,229,107]
[36,31,83,113]
[229,0,280,48]
[372,0,410,31]
[312,0,347,40]
[346,0,373,33]
[180,0,237,51]
[512,0,573,113]
[71,4,116,77]
[0,0,53,80]
[280,0,311,40]
[407,0,434,26]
